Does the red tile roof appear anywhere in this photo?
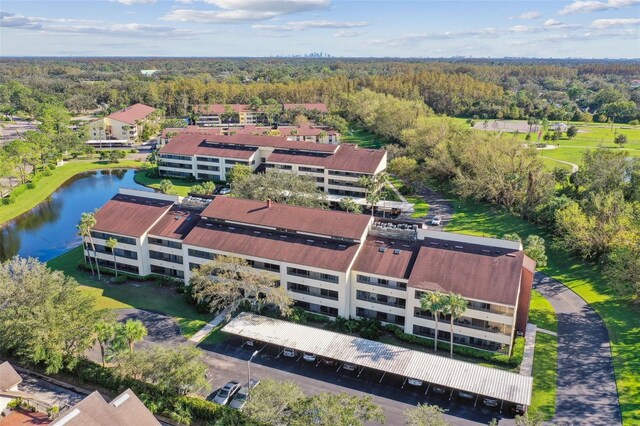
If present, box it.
[183,220,361,272]
[148,207,200,240]
[201,197,371,241]
[407,239,527,306]
[352,237,420,280]
[159,133,338,156]
[93,194,173,238]
[267,143,386,174]
[107,103,156,125]
[283,103,328,113]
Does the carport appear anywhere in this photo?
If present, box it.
[222,312,532,409]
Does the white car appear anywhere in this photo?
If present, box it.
[431,215,442,226]
[229,379,260,410]
[213,381,241,405]
[342,363,357,372]
[219,187,231,195]
[407,378,423,387]
[283,347,296,358]
[483,398,498,408]
[303,353,317,362]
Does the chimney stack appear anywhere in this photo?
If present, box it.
[267,199,272,208]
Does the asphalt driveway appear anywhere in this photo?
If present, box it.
[534,273,621,425]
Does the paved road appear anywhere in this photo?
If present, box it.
[17,373,85,409]
[415,184,455,230]
[199,339,517,426]
[534,273,621,426]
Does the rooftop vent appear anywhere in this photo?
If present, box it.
[306,239,315,243]
[205,223,213,227]
[280,235,287,239]
[228,226,235,230]
[454,245,463,249]
[378,247,386,253]
[253,231,261,234]
[429,242,439,246]
[112,393,130,407]
[506,253,517,257]
[393,249,401,255]
[338,244,347,248]
[481,249,491,254]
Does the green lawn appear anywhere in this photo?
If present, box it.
[538,156,575,172]
[387,176,429,219]
[528,290,558,420]
[47,246,213,338]
[445,196,640,424]
[0,158,143,225]
[201,323,229,345]
[342,127,387,149]
[133,172,196,197]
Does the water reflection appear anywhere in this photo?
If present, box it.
[0,169,151,262]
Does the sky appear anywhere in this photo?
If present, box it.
[0,0,639,58]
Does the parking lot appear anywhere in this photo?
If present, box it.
[199,337,518,425]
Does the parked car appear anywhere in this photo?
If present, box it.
[431,215,442,226]
[483,398,498,408]
[458,391,475,400]
[511,404,526,415]
[303,353,317,362]
[342,363,357,372]
[431,385,447,395]
[219,187,231,195]
[321,358,336,366]
[213,381,241,405]
[283,347,296,358]
[407,378,423,387]
[229,379,260,410]
[244,339,255,347]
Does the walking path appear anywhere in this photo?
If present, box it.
[534,272,621,425]
[189,309,228,343]
[539,156,579,173]
[520,323,537,377]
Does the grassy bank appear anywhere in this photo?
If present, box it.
[445,196,639,424]
[47,246,212,338]
[528,290,558,420]
[0,159,143,225]
[133,172,195,196]
[342,127,387,148]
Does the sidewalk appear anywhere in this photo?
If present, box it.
[189,309,228,343]
[520,323,537,377]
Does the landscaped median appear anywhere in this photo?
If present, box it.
[445,196,640,424]
[0,158,144,225]
[47,246,212,338]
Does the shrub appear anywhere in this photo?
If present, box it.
[399,184,416,195]
[289,307,308,324]
[26,182,36,189]
[629,119,639,126]
[47,163,57,171]
[111,276,127,284]
[306,312,331,323]
[359,318,384,340]
[2,196,15,205]
[42,169,53,176]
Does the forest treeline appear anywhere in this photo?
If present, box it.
[1,58,638,121]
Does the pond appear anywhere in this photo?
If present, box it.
[0,169,152,262]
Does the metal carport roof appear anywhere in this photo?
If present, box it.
[222,312,532,406]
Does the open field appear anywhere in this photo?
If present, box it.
[0,159,143,225]
[528,290,558,420]
[444,195,640,424]
[47,246,212,338]
[342,127,387,148]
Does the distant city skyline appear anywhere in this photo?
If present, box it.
[1,0,639,58]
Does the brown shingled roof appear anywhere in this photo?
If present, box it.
[407,238,525,306]
[107,103,156,125]
[51,389,159,426]
[148,207,200,240]
[352,237,420,280]
[266,143,386,174]
[183,220,361,272]
[159,133,338,156]
[0,361,22,390]
[201,197,371,241]
[93,194,173,238]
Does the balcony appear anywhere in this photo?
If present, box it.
[357,275,407,291]
[356,291,406,309]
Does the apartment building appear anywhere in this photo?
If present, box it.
[158,133,386,198]
[194,103,328,127]
[85,190,535,355]
[88,103,156,142]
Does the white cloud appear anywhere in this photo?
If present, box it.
[164,0,330,23]
[253,20,368,31]
[544,18,562,26]
[0,11,195,38]
[334,30,363,37]
[590,18,640,28]
[559,0,640,15]
[116,0,157,4]
[515,11,541,20]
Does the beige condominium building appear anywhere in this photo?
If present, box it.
[157,133,387,198]
[88,103,156,142]
[194,103,329,127]
[85,190,535,356]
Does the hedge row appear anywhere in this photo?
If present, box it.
[384,324,525,367]
[76,260,181,287]
[1,166,55,205]
[71,358,257,424]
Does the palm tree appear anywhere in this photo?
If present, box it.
[420,291,447,352]
[79,212,100,280]
[94,320,116,367]
[444,293,468,358]
[122,319,148,353]
[105,237,118,278]
[77,223,94,275]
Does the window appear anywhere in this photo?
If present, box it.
[188,249,215,260]
[90,231,136,246]
[149,237,182,249]
[149,250,183,264]
[196,156,219,163]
